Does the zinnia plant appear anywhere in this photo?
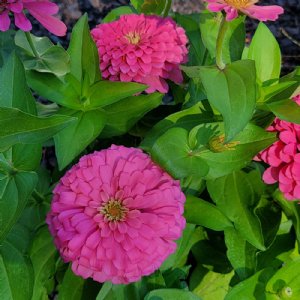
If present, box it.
[0,0,300,299]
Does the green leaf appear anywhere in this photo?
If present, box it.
[0,225,34,300]
[199,12,245,63]
[224,228,258,280]
[266,258,300,298]
[161,225,203,271]
[192,269,233,300]
[54,109,106,169]
[0,30,16,66]
[68,14,101,84]
[0,107,76,151]
[26,71,82,110]
[150,127,209,179]
[15,31,70,76]
[225,268,277,300]
[248,22,281,83]
[140,0,172,15]
[58,265,85,300]
[145,289,202,300]
[0,170,37,242]
[30,227,57,300]
[0,53,36,114]
[86,81,147,109]
[267,99,300,124]
[101,92,162,138]
[141,102,213,151]
[199,59,256,141]
[199,123,276,179]
[184,195,232,231]
[207,171,265,250]
[102,6,134,23]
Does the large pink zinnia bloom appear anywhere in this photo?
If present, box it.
[205,0,284,21]
[255,95,300,200]
[0,0,67,36]
[91,14,188,94]
[46,145,186,284]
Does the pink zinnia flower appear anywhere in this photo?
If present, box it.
[0,0,67,36]
[255,95,300,200]
[205,0,284,21]
[46,145,186,284]
[91,14,188,94]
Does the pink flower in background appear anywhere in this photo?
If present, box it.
[0,0,67,36]
[47,145,186,284]
[91,14,188,94]
[255,95,300,200]
[205,0,284,21]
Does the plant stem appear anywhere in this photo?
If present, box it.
[216,15,229,70]
[25,31,39,57]
[163,0,172,17]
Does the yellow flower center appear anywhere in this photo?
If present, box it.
[224,0,258,9]
[99,199,128,222]
[125,31,141,45]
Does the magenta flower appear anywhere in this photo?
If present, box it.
[205,0,284,21]
[46,145,186,284]
[255,95,300,200]
[0,0,67,36]
[91,14,188,94]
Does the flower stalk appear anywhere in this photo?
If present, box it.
[216,15,229,70]
[25,31,39,57]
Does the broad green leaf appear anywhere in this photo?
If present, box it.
[248,22,281,83]
[58,265,85,300]
[161,225,204,271]
[199,12,245,63]
[207,171,265,250]
[267,99,300,124]
[198,59,256,141]
[30,227,57,300]
[102,6,134,23]
[0,30,16,66]
[15,31,70,76]
[150,127,209,179]
[175,14,207,66]
[0,53,36,113]
[192,269,233,300]
[224,228,258,280]
[0,224,34,300]
[266,258,300,298]
[86,81,147,109]
[101,92,162,138]
[54,109,106,169]
[141,0,172,15]
[225,268,277,300]
[145,289,201,300]
[130,0,143,11]
[0,107,76,151]
[68,14,101,84]
[141,102,213,151]
[0,170,37,242]
[26,71,82,110]
[199,123,276,179]
[184,195,232,230]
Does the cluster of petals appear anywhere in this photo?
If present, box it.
[205,0,284,21]
[46,145,186,284]
[91,14,188,94]
[255,95,300,200]
[0,0,66,36]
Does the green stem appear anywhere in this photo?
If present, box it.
[163,0,172,17]
[216,15,229,70]
[32,189,44,204]
[25,31,39,57]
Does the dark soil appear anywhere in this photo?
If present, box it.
[32,0,300,75]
